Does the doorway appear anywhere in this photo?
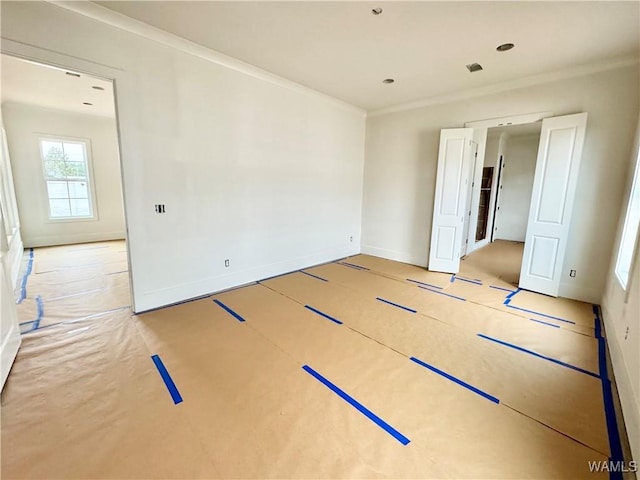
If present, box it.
[1,53,131,333]
[468,123,542,285]
[429,112,588,297]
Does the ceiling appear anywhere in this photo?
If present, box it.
[96,1,640,111]
[1,54,115,118]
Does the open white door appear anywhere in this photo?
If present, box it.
[0,217,21,391]
[519,113,587,296]
[429,128,474,273]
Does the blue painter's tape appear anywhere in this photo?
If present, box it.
[449,274,455,283]
[504,288,521,303]
[300,271,328,282]
[410,356,499,404]
[506,304,576,324]
[376,297,417,313]
[594,305,602,339]
[529,318,560,328]
[302,365,410,445]
[406,278,443,289]
[338,261,369,271]
[477,333,599,378]
[489,285,516,293]
[17,249,34,304]
[151,354,183,405]
[454,276,483,285]
[304,305,343,325]
[33,296,44,330]
[418,286,466,302]
[594,306,623,479]
[19,295,44,333]
[213,299,245,322]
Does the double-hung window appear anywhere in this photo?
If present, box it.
[39,138,95,220]
[615,147,640,290]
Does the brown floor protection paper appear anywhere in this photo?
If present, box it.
[262,272,608,456]
[15,241,131,332]
[2,241,615,478]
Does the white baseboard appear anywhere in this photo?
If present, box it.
[134,245,361,313]
[601,305,640,463]
[23,231,126,248]
[360,244,427,267]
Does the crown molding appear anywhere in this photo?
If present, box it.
[49,1,366,117]
[368,56,639,118]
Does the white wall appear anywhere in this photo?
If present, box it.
[494,134,538,242]
[363,64,639,302]
[601,112,640,463]
[0,2,366,312]
[484,133,500,168]
[2,103,125,248]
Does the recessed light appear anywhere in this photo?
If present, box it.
[466,63,483,73]
[65,72,81,78]
[92,86,105,91]
[497,43,515,52]
[382,78,395,84]
[83,102,93,106]
[371,7,383,15]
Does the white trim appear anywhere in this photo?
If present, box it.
[50,1,366,118]
[614,147,640,294]
[600,305,640,464]
[369,56,639,117]
[37,135,98,222]
[136,244,360,313]
[23,231,126,249]
[465,112,553,129]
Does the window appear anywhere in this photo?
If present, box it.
[615,148,640,290]
[39,138,94,219]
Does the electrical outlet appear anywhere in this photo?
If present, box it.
[569,269,576,278]
[625,326,629,340]
[349,236,353,242]
[154,204,166,214]
[224,259,230,268]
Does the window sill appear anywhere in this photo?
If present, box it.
[45,215,98,224]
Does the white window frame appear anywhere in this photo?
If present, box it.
[38,135,98,222]
[615,147,640,292]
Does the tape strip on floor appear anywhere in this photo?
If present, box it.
[213,299,246,322]
[302,364,410,446]
[594,305,624,479]
[477,333,599,378]
[410,356,500,404]
[151,354,183,405]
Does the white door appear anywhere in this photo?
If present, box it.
[429,128,474,273]
[519,113,588,296]
[466,128,488,254]
[0,218,21,390]
[461,140,478,256]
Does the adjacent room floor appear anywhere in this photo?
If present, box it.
[1,241,625,478]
